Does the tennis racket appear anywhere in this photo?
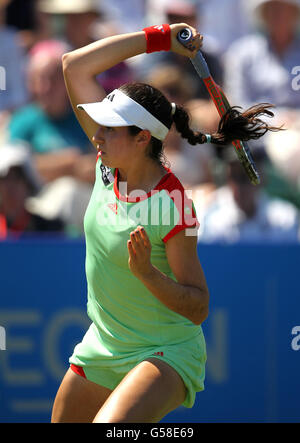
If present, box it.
[177,28,260,185]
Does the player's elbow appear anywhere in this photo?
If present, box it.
[62,51,82,74]
[193,305,209,325]
[192,289,210,325]
[62,52,73,72]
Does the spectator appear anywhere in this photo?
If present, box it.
[0,143,64,239]
[37,0,134,93]
[137,0,223,100]
[25,175,93,237]
[197,150,300,243]
[138,0,225,182]
[99,0,147,34]
[199,0,253,52]
[38,0,102,48]
[7,39,96,183]
[223,0,300,209]
[5,0,43,52]
[223,0,300,110]
[0,0,28,113]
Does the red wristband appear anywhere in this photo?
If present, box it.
[143,24,171,53]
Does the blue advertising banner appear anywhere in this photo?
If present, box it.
[0,240,299,423]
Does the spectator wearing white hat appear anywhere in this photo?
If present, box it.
[38,0,102,49]
[0,143,64,239]
[37,0,134,93]
[223,0,300,110]
[223,0,300,208]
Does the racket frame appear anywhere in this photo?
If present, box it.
[177,28,260,185]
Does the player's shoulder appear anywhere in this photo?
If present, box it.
[154,168,196,216]
[157,167,188,196]
[156,168,198,226]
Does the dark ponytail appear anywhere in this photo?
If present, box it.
[172,105,207,145]
[173,102,282,146]
[119,81,282,164]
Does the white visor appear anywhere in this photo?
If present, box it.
[77,89,169,141]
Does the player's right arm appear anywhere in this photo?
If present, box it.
[62,32,146,147]
[62,25,200,147]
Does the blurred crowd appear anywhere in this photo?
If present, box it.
[0,0,300,243]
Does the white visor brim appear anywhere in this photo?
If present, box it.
[77,89,169,141]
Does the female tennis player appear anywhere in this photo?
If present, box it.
[52,23,280,423]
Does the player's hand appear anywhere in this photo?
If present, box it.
[127,226,154,280]
[170,23,203,58]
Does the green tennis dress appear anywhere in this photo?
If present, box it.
[69,156,207,408]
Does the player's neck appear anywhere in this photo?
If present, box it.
[118,161,167,196]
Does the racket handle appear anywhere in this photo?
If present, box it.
[177,28,210,79]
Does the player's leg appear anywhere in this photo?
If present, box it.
[51,367,113,423]
[93,357,187,423]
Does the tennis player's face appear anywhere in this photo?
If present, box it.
[93,125,137,168]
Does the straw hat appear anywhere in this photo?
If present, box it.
[253,0,300,17]
[38,0,101,14]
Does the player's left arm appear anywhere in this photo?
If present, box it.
[128,227,209,325]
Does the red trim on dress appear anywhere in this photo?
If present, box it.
[161,173,199,243]
[112,166,199,240]
[70,364,86,378]
[113,166,172,203]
